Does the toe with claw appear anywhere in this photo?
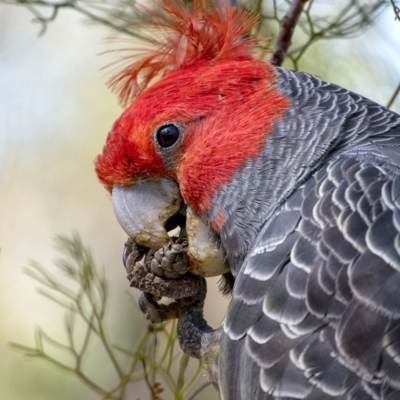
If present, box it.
[144,238,189,279]
[124,237,207,324]
[123,236,219,377]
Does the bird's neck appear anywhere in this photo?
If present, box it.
[206,68,400,276]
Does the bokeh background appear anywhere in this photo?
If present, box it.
[0,1,399,399]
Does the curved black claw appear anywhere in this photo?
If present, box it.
[138,292,180,323]
[123,238,147,271]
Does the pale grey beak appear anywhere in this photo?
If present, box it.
[112,178,229,277]
[112,179,181,249]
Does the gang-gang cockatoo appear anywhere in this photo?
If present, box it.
[95,1,400,398]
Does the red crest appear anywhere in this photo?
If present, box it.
[107,0,260,106]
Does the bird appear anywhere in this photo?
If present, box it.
[95,1,400,398]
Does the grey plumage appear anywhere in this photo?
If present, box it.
[128,67,400,400]
[216,69,400,399]
[96,6,400,395]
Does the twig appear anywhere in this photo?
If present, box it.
[270,0,309,66]
[186,382,210,400]
[387,83,400,109]
[1,0,144,38]
[140,358,162,400]
[390,0,400,21]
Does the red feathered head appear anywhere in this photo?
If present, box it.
[96,0,288,217]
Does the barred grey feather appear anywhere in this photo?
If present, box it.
[216,69,400,399]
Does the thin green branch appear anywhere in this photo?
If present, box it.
[159,320,177,367]
[176,353,190,398]
[182,361,205,397]
[75,313,95,368]
[186,382,210,400]
[387,82,400,109]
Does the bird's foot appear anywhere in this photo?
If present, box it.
[124,237,189,279]
[124,238,206,323]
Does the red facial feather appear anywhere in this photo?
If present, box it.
[176,60,289,215]
[96,0,289,216]
[210,210,227,233]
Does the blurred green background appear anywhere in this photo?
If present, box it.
[0,1,399,399]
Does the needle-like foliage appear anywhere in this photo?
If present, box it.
[10,234,208,400]
[0,0,396,69]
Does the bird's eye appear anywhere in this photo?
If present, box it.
[156,124,180,148]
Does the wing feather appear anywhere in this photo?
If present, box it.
[218,68,400,399]
[222,155,400,399]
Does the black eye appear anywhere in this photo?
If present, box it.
[156,124,180,148]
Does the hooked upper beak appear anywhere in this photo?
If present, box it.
[112,179,181,249]
[111,179,229,277]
